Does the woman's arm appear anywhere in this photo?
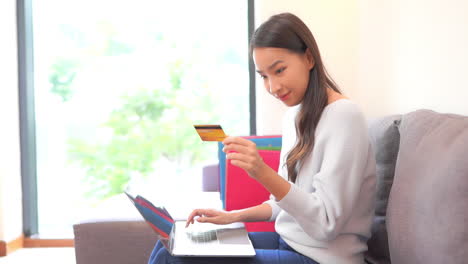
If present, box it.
[230,202,273,222]
[185,203,273,227]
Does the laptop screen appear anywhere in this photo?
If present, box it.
[125,192,174,239]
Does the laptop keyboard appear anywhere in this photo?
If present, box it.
[186,230,218,243]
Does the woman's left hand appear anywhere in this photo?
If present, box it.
[222,136,267,180]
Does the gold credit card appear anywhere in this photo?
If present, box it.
[194,125,227,142]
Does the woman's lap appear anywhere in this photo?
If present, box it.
[148,232,318,264]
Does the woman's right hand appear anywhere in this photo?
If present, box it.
[185,208,237,227]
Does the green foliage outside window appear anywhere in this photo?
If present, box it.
[66,66,215,200]
[45,11,243,202]
[49,58,79,102]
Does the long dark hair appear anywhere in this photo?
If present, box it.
[250,13,341,183]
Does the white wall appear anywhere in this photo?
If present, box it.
[256,0,468,134]
[390,0,468,115]
[358,0,468,117]
[0,0,23,242]
[356,0,398,117]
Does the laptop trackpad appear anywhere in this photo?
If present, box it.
[217,229,250,244]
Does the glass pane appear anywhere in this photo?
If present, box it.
[33,0,249,237]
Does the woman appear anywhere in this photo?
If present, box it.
[149,12,376,264]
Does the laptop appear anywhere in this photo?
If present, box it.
[125,192,256,257]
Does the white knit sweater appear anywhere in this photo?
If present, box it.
[264,99,376,264]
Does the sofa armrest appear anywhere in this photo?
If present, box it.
[73,220,159,264]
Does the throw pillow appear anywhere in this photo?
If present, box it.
[365,115,402,264]
[386,109,468,264]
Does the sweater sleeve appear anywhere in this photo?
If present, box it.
[263,199,281,221]
[274,106,371,241]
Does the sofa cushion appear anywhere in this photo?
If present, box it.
[74,221,159,264]
[365,115,401,264]
[387,109,468,264]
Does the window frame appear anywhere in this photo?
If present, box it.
[18,0,38,237]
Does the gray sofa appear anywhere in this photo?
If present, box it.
[365,109,468,264]
[73,109,468,264]
[74,220,159,264]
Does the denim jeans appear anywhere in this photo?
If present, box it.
[148,232,319,264]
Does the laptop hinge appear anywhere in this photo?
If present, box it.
[169,225,175,254]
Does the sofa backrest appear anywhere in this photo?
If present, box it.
[386,110,468,264]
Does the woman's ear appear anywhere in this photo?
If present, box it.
[305,48,315,70]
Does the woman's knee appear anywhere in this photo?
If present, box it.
[248,232,280,249]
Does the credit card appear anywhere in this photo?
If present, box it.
[194,125,227,142]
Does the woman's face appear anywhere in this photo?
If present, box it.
[253,47,314,106]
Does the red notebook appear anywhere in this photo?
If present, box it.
[225,150,280,232]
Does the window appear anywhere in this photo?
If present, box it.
[20,0,254,237]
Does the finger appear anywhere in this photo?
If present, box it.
[230,159,250,171]
[222,136,238,145]
[200,209,219,217]
[223,144,252,155]
[226,152,252,164]
[223,136,253,147]
[196,209,223,221]
[192,209,210,218]
[185,209,207,227]
[197,216,220,224]
[186,213,194,227]
[186,210,199,225]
